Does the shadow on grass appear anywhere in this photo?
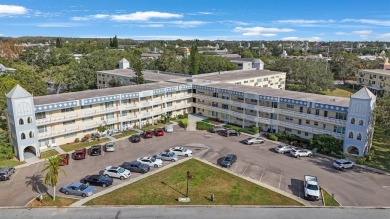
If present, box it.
[161,181,186,197]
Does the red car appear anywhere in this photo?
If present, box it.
[72,148,87,160]
[142,130,153,138]
[59,154,70,165]
[154,128,165,136]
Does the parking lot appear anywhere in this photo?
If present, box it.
[0,126,389,207]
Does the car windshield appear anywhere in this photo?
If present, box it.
[277,145,283,148]
[150,157,156,162]
[182,148,187,152]
[98,175,104,180]
[224,157,232,161]
[336,161,343,165]
[118,167,125,173]
[79,184,88,191]
[307,184,319,190]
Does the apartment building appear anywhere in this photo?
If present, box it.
[358,58,390,95]
[6,60,375,161]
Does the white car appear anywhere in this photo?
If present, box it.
[137,156,163,168]
[274,145,294,154]
[105,142,115,152]
[169,146,193,157]
[333,159,355,170]
[243,137,265,145]
[164,125,174,133]
[290,148,313,158]
[103,166,131,180]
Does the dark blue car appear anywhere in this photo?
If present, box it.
[83,175,113,188]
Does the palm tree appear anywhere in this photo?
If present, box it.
[161,113,172,124]
[41,156,65,201]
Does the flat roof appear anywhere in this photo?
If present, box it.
[97,69,188,82]
[360,69,390,76]
[200,83,350,107]
[194,70,285,83]
[33,82,181,105]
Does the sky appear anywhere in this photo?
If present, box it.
[1,0,390,41]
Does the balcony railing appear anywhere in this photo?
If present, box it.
[36,113,78,125]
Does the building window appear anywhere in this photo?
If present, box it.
[306,120,310,125]
[29,131,34,138]
[105,101,114,108]
[314,121,318,126]
[81,105,92,109]
[287,104,294,109]
[336,112,347,120]
[357,133,362,140]
[35,112,46,119]
[300,107,303,113]
[61,107,75,112]
[297,130,301,134]
[305,132,309,136]
[285,128,292,132]
[349,132,353,139]
[27,117,33,123]
[285,116,293,121]
[351,118,355,124]
[222,104,229,110]
[323,124,326,129]
[106,113,115,119]
[63,120,75,125]
[21,133,26,140]
[38,126,47,133]
[272,102,278,108]
[324,111,328,117]
[19,118,24,125]
[64,133,77,139]
[334,126,346,134]
[82,116,93,121]
[166,102,173,107]
[307,108,311,114]
[315,109,320,115]
[237,107,243,111]
[359,120,364,126]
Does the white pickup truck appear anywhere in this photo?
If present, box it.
[304,175,320,201]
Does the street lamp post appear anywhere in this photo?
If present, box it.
[186,171,190,197]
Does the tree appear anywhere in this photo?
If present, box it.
[309,134,343,154]
[161,113,172,124]
[0,77,18,112]
[41,156,65,201]
[132,49,144,84]
[189,45,200,75]
[108,79,121,87]
[6,63,47,96]
[55,38,63,48]
[0,39,22,60]
[242,50,254,58]
[375,94,390,133]
[43,65,74,94]
[0,129,14,160]
[112,35,118,48]
[158,49,180,72]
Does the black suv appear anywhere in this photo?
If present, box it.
[223,129,241,137]
[221,154,237,168]
[89,145,102,156]
[130,134,141,143]
[0,167,15,181]
[121,161,150,174]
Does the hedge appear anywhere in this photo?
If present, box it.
[223,124,255,135]
[196,121,213,130]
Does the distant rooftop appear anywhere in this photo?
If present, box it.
[360,69,390,75]
[97,69,189,82]
[193,69,285,83]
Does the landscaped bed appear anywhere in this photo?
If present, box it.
[60,138,109,152]
[112,130,139,139]
[85,159,302,206]
[28,194,78,207]
[141,122,172,131]
[0,158,25,167]
[322,188,340,206]
[40,149,59,159]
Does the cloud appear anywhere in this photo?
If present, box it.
[111,11,182,21]
[376,33,390,39]
[72,14,110,21]
[281,36,321,41]
[219,20,249,26]
[342,19,390,26]
[36,23,84,27]
[139,24,164,28]
[275,19,335,24]
[335,31,348,35]
[351,30,373,35]
[0,4,28,15]
[162,20,208,28]
[234,26,293,37]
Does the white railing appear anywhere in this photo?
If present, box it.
[36,113,78,125]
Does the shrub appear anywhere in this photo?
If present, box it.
[268,133,278,141]
[84,134,91,139]
[202,118,211,123]
[181,118,188,128]
[196,122,213,130]
[253,127,260,134]
[224,124,255,135]
[74,138,80,143]
[356,157,366,165]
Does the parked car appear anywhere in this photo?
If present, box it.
[129,134,141,143]
[121,161,150,174]
[304,175,320,201]
[0,167,15,181]
[59,154,70,166]
[104,142,115,152]
[223,129,241,137]
[141,130,153,138]
[83,175,113,187]
[220,154,237,168]
[274,145,294,154]
[89,145,102,156]
[103,166,131,180]
[60,182,96,197]
[290,148,313,158]
[169,146,193,157]
[154,128,165,136]
[333,159,355,170]
[164,125,174,133]
[137,156,163,168]
[72,148,87,160]
[243,137,265,145]
[209,125,226,133]
[155,151,179,162]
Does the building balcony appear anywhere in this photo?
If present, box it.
[312,127,344,139]
[36,113,78,125]
[82,106,119,116]
[123,104,139,110]
[310,114,346,125]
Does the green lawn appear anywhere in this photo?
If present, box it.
[85,159,302,206]
[112,130,139,139]
[28,194,78,207]
[0,159,25,167]
[322,188,340,206]
[320,85,356,98]
[40,149,59,159]
[365,128,390,172]
[141,122,172,131]
[60,138,109,152]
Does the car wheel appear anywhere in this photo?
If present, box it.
[102,184,107,188]
[296,155,300,158]
[185,154,189,157]
[249,142,253,145]
[281,151,284,154]
[154,164,158,168]
[65,191,69,195]
[308,154,313,157]
[120,176,125,180]
[171,159,176,162]
[82,193,87,197]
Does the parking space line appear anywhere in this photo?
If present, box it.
[242,163,249,175]
[259,168,265,182]
[32,163,41,173]
[278,174,282,189]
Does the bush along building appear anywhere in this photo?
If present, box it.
[5,59,375,160]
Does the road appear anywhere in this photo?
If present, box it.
[1,207,390,219]
[0,126,389,206]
